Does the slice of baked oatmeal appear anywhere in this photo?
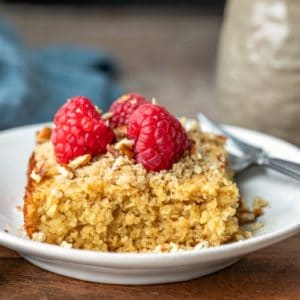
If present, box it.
[24,95,244,252]
[24,124,240,252]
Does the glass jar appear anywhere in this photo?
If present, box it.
[216,0,300,145]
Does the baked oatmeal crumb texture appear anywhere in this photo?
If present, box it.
[24,122,252,252]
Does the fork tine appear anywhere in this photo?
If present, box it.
[198,114,262,154]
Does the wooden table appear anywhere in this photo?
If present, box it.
[1,235,299,299]
[0,4,299,299]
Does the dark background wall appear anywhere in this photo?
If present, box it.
[5,0,225,6]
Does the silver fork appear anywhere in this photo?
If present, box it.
[198,114,300,181]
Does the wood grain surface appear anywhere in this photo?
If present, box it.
[1,234,299,299]
[0,4,299,299]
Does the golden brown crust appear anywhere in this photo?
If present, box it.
[23,152,38,237]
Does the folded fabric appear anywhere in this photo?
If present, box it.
[0,19,122,129]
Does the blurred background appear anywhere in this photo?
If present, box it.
[0,0,299,145]
[0,1,224,125]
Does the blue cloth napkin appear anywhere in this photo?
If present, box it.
[0,19,122,129]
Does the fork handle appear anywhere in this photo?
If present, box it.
[264,158,300,180]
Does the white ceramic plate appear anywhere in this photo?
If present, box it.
[0,123,299,285]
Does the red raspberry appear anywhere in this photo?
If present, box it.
[127,103,191,171]
[109,93,149,128]
[51,96,114,164]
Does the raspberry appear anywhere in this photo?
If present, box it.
[109,93,149,128]
[127,103,191,171]
[51,96,114,164]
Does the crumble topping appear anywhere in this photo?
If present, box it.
[238,196,269,224]
[102,112,114,120]
[32,231,45,242]
[36,127,52,144]
[68,154,92,170]
[61,241,73,249]
[114,138,134,158]
[56,165,74,179]
[30,170,42,183]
